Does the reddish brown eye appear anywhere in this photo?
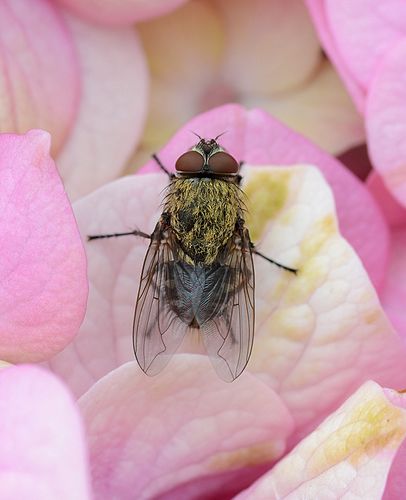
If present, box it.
[208,151,239,174]
[175,151,204,173]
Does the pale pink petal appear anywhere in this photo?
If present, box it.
[305,0,366,111]
[367,171,406,229]
[235,381,406,499]
[379,228,406,339]
[79,356,293,499]
[216,0,320,95]
[366,39,406,208]
[0,0,80,154]
[142,105,388,288]
[56,13,148,200]
[55,0,190,25]
[252,61,364,154]
[0,364,90,499]
[242,166,406,439]
[0,130,87,362]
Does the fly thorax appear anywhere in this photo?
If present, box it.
[166,178,242,264]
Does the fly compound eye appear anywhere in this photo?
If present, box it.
[175,151,204,173]
[208,151,239,174]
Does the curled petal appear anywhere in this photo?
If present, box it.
[79,357,294,499]
[0,365,91,499]
[0,0,80,154]
[366,39,406,208]
[0,130,87,362]
[235,381,406,499]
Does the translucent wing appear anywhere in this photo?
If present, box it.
[196,226,255,382]
[133,219,192,375]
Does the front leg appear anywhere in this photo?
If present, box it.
[87,229,150,241]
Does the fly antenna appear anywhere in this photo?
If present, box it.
[189,131,203,141]
[214,131,228,142]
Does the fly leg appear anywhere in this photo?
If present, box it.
[251,245,298,274]
[87,229,150,241]
[152,154,176,180]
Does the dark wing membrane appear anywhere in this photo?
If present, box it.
[196,227,255,382]
[133,220,193,376]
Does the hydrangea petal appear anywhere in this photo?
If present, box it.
[367,172,406,229]
[0,364,90,499]
[252,61,364,154]
[242,166,406,437]
[56,14,148,200]
[56,0,190,26]
[79,357,293,499]
[325,0,406,90]
[235,381,406,499]
[305,0,366,111]
[0,0,80,154]
[216,0,320,95]
[366,39,406,208]
[379,228,406,339]
[142,104,388,288]
[0,130,87,362]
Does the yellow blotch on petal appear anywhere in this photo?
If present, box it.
[300,214,337,257]
[309,394,406,474]
[244,169,291,242]
[209,442,279,472]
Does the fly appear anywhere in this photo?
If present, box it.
[88,137,297,381]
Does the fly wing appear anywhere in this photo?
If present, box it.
[196,227,255,382]
[133,219,193,376]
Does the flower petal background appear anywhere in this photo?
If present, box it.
[0,130,87,362]
[235,381,406,499]
[0,364,90,499]
[0,0,80,155]
[79,357,293,499]
[56,13,149,200]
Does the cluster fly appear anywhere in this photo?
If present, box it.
[88,136,297,382]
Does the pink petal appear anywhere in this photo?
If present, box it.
[79,356,293,499]
[142,104,388,288]
[56,14,148,200]
[380,228,406,340]
[55,0,190,26]
[366,39,406,208]
[0,0,80,154]
[235,381,406,499]
[216,0,320,95]
[0,130,87,362]
[367,171,406,229]
[305,0,366,111]
[325,1,406,90]
[383,432,406,498]
[0,364,90,499]
[254,61,364,154]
